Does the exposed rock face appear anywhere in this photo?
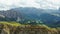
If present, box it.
[0,24,60,34]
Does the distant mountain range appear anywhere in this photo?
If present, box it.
[0,7,60,27]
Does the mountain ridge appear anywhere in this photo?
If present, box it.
[0,7,60,27]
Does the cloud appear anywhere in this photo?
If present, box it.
[0,0,60,10]
[36,0,60,9]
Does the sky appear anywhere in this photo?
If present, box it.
[0,0,60,10]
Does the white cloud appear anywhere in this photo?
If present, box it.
[0,0,60,10]
[36,0,60,9]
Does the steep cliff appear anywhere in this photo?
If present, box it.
[0,21,60,34]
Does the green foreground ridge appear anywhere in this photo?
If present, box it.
[0,21,60,34]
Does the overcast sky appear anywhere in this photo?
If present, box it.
[0,0,60,10]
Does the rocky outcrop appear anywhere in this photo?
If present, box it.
[0,24,60,34]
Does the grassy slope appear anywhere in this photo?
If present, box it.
[0,21,60,34]
[0,21,59,29]
[0,21,21,26]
